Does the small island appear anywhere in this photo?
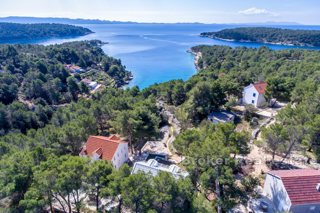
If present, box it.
[0,22,93,41]
[201,27,320,47]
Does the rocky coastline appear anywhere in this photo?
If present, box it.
[187,49,203,71]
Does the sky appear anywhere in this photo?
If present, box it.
[0,0,319,25]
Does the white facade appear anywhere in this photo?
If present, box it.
[111,143,129,169]
[264,173,291,212]
[242,84,266,107]
[88,81,98,89]
[263,173,320,213]
[91,152,101,161]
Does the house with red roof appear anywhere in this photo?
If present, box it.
[264,169,320,213]
[80,135,129,169]
[242,82,267,108]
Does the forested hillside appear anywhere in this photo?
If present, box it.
[143,46,319,211]
[201,27,320,46]
[1,41,320,212]
[0,87,166,212]
[0,40,131,135]
[143,45,319,126]
[144,45,320,164]
[187,45,320,165]
[0,83,256,212]
[190,45,319,102]
[0,22,92,41]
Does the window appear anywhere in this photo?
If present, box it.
[252,100,255,104]
[253,93,256,97]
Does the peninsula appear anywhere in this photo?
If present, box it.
[0,22,93,41]
[201,27,320,47]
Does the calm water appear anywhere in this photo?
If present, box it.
[3,24,320,88]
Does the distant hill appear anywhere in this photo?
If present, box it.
[0,16,303,26]
[0,16,136,24]
[0,22,93,42]
[201,27,320,47]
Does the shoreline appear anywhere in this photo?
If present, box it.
[202,35,315,47]
[187,49,203,71]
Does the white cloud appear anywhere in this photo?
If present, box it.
[239,7,278,16]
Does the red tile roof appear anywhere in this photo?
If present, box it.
[81,135,125,161]
[94,148,103,156]
[253,82,267,94]
[268,169,320,205]
[109,135,121,140]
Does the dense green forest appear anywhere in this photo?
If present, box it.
[0,85,256,212]
[188,45,320,164]
[144,45,319,125]
[144,45,319,167]
[0,40,131,135]
[190,45,319,102]
[201,27,320,46]
[0,23,92,41]
[0,42,320,212]
[0,87,164,212]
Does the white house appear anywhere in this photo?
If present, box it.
[81,78,98,90]
[80,135,128,169]
[132,159,189,179]
[264,169,320,213]
[242,82,267,107]
[88,81,98,90]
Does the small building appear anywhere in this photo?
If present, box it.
[64,64,84,73]
[88,81,98,89]
[242,82,267,108]
[208,110,235,124]
[80,135,128,169]
[132,159,189,179]
[264,169,320,213]
[81,78,98,90]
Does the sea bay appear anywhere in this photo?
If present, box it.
[3,23,320,88]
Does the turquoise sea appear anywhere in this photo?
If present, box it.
[3,24,320,88]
